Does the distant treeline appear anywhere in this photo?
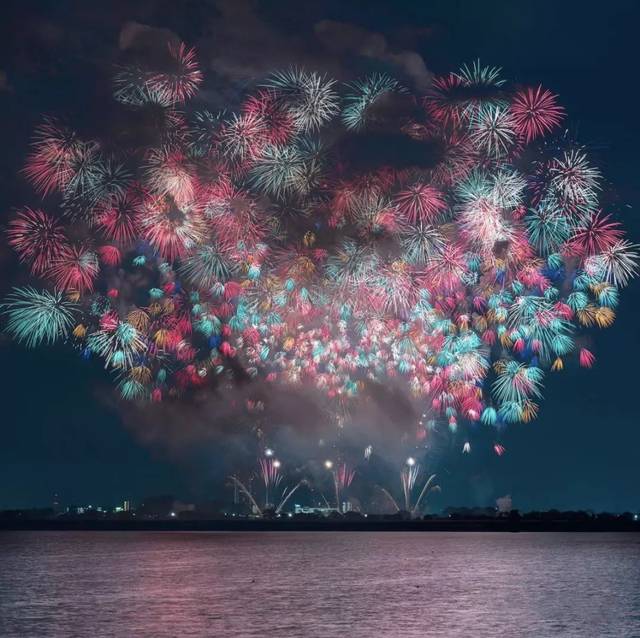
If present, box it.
[1,507,638,532]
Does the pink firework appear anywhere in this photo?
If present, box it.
[49,245,100,292]
[23,118,78,196]
[394,183,447,223]
[149,43,203,104]
[579,348,595,368]
[567,212,624,257]
[98,245,121,266]
[511,86,564,143]
[96,189,142,245]
[421,243,468,291]
[372,265,418,316]
[458,198,514,255]
[7,207,68,275]
[243,90,295,146]
[258,457,282,491]
[204,179,266,247]
[334,462,355,490]
[425,73,469,128]
[330,180,362,226]
[140,196,206,261]
[144,147,197,207]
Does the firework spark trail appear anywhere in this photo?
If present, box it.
[230,452,304,515]
[378,486,401,513]
[324,460,356,511]
[2,48,638,456]
[258,456,283,508]
[401,459,421,512]
[228,475,263,515]
[411,473,440,516]
[376,459,440,516]
[275,480,306,515]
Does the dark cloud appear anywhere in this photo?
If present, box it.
[149,0,436,109]
[314,19,433,90]
[119,21,181,53]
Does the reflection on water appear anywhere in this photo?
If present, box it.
[1,531,639,637]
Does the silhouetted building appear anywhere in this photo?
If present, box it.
[294,504,337,516]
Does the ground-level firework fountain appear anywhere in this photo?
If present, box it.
[226,445,444,518]
[375,457,441,517]
[229,451,306,516]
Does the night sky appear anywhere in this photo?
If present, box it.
[1,0,638,512]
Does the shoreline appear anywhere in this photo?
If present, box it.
[1,519,638,532]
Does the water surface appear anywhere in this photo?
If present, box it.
[1,531,639,637]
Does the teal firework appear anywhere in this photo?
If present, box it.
[2,287,77,348]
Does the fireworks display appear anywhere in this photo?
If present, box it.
[2,42,638,458]
[230,451,306,515]
[225,450,440,517]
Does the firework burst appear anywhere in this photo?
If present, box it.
[2,287,77,348]
[7,208,68,275]
[3,43,637,458]
[511,85,564,142]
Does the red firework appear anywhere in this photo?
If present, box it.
[394,183,447,223]
[579,348,595,368]
[334,462,355,490]
[49,245,100,292]
[140,196,206,261]
[22,118,79,196]
[567,212,624,257]
[510,86,564,143]
[421,243,468,291]
[144,146,197,207]
[205,179,266,247]
[7,207,68,275]
[98,245,122,266]
[243,89,295,146]
[425,73,469,128]
[96,189,142,245]
[149,43,203,104]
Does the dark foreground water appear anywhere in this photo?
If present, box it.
[1,532,639,637]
